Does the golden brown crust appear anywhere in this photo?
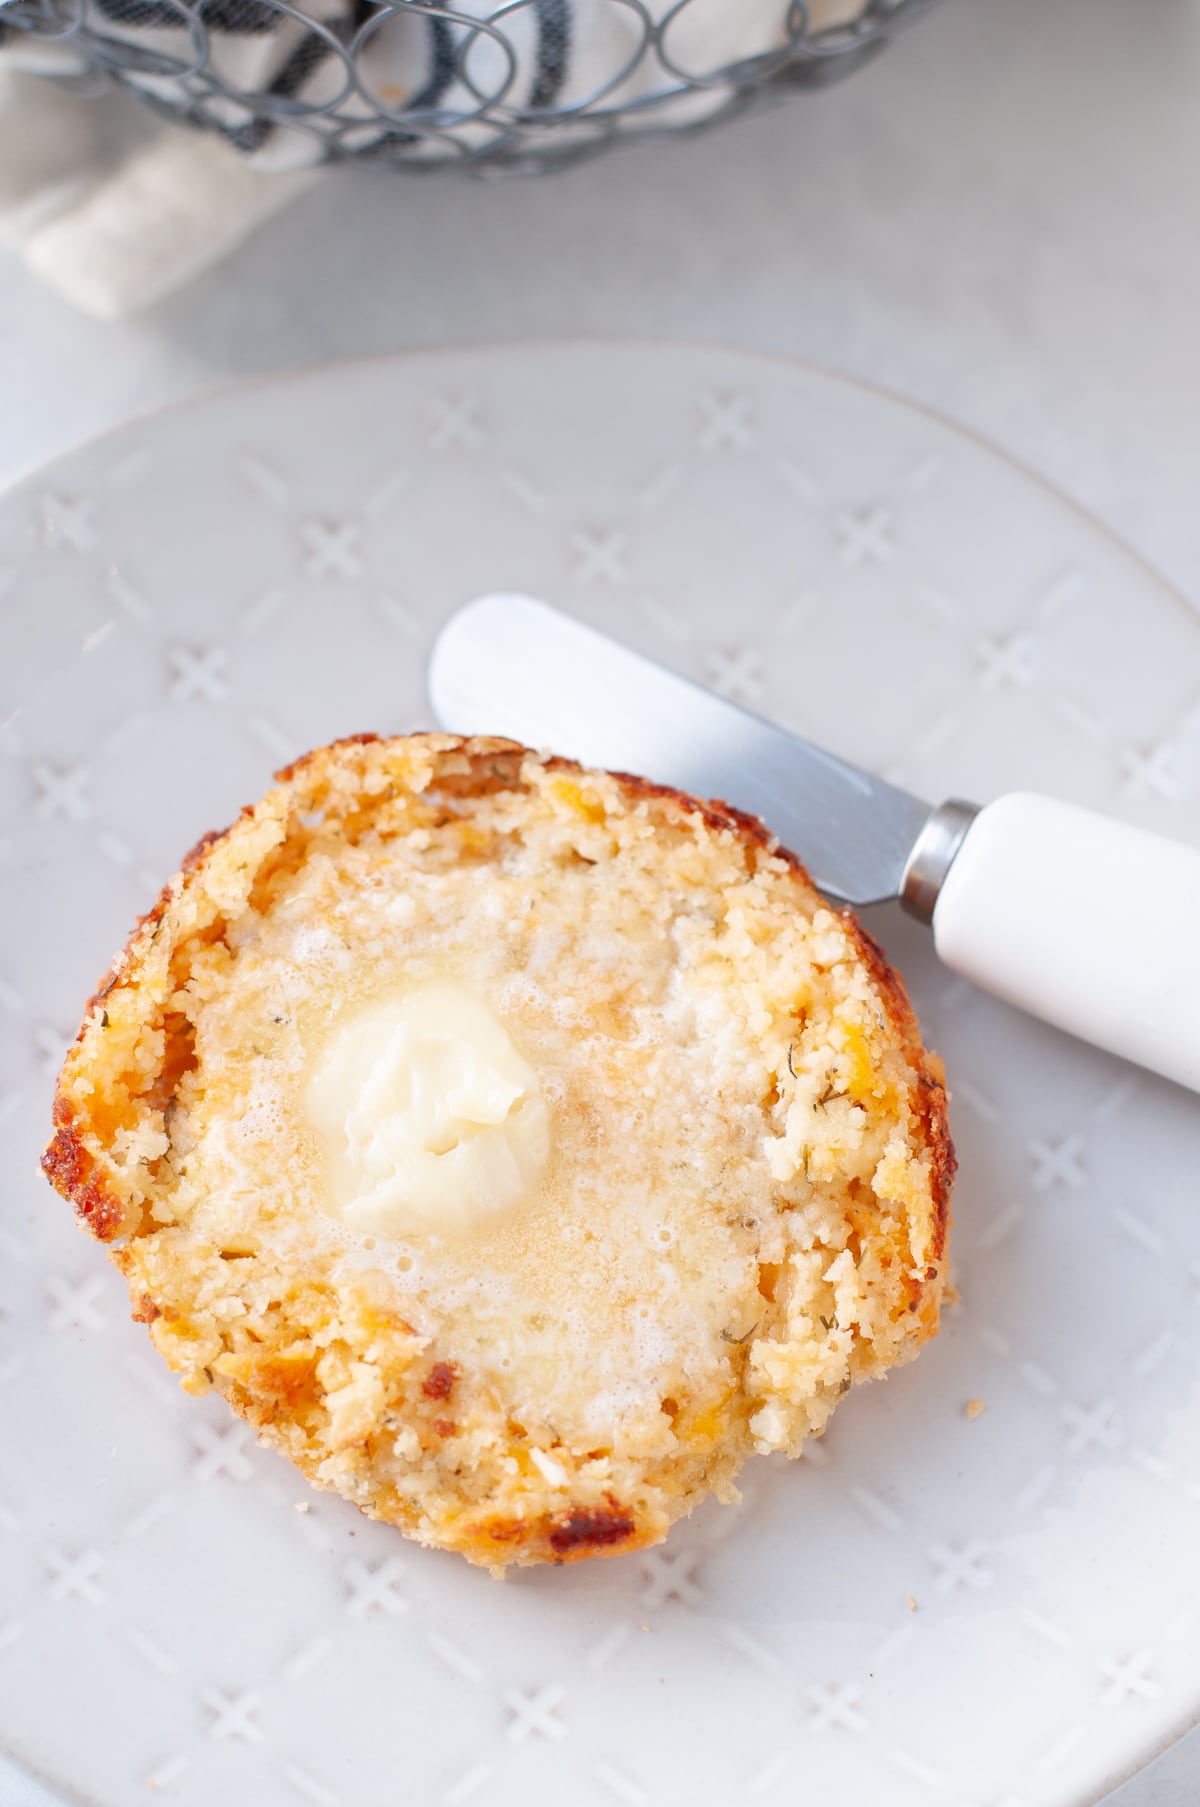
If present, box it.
[273,730,383,785]
[446,1497,645,1568]
[42,1118,123,1241]
[43,731,954,1569]
[839,917,954,1268]
[547,1498,639,1559]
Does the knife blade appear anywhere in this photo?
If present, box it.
[428,593,938,907]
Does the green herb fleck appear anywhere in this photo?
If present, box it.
[815,1073,843,1109]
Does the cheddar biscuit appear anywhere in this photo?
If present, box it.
[43,734,953,1569]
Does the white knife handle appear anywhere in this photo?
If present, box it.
[930,792,1200,1093]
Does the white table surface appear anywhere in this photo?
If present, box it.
[2,1,1198,1799]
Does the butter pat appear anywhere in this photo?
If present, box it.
[306,981,550,1237]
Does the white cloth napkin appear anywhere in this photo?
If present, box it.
[0,70,317,317]
[0,0,868,317]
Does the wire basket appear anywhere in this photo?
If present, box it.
[0,0,937,172]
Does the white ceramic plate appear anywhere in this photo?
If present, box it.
[2,343,1199,1807]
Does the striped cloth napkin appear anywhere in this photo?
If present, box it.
[0,0,870,315]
